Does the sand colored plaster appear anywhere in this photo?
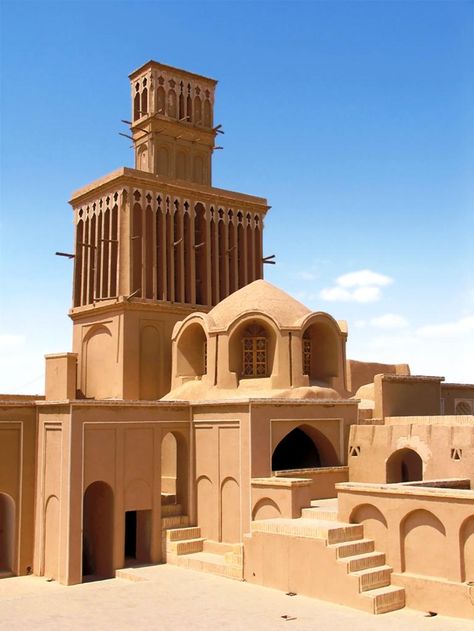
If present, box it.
[0,60,473,621]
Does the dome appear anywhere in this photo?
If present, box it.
[207,279,311,330]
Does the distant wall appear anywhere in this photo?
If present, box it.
[346,359,409,395]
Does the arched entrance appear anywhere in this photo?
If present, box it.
[272,428,321,471]
[82,481,114,581]
[0,493,15,575]
[161,431,188,513]
[386,448,423,483]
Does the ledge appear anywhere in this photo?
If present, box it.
[335,479,474,500]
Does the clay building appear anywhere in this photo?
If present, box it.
[0,61,473,620]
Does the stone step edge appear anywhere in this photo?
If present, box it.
[338,551,386,572]
[167,537,206,554]
[166,526,201,541]
[360,585,406,614]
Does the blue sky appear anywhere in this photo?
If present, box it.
[1,0,473,393]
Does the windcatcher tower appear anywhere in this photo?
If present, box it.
[68,61,269,400]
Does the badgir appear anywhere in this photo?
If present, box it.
[1,61,473,619]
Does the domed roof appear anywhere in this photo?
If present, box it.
[207,279,311,330]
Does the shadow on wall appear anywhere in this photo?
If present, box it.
[272,425,339,472]
[0,493,15,574]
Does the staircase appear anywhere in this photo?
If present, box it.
[161,502,243,580]
[245,498,405,615]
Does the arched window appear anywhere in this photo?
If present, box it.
[242,324,267,377]
[302,331,311,375]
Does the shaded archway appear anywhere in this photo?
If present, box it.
[161,431,188,512]
[301,319,340,386]
[272,427,321,471]
[82,481,114,581]
[386,448,423,483]
[0,493,15,574]
[176,322,207,379]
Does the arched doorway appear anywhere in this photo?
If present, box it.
[161,431,188,513]
[161,433,177,504]
[386,448,423,483]
[82,481,114,581]
[0,493,15,575]
[272,428,321,471]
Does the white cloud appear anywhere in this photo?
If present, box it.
[336,269,393,288]
[417,316,474,338]
[319,269,392,303]
[370,314,409,329]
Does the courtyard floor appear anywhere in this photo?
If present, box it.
[0,564,471,630]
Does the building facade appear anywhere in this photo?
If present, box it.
[0,61,473,619]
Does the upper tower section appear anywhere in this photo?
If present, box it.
[129,60,218,185]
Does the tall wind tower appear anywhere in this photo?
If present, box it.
[68,61,269,400]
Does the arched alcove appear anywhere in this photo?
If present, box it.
[84,325,114,399]
[197,475,214,539]
[460,516,474,582]
[386,448,423,483]
[272,427,321,471]
[0,493,15,574]
[176,322,207,379]
[139,325,161,400]
[401,509,446,577]
[82,481,114,581]
[156,86,165,114]
[302,319,340,386]
[220,477,240,543]
[252,498,281,521]
[44,495,60,580]
[350,504,388,553]
[161,431,188,511]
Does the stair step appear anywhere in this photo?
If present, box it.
[342,551,386,573]
[168,537,205,555]
[168,551,243,580]
[161,503,183,517]
[161,493,177,505]
[351,565,392,592]
[161,515,189,529]
[330,538,375,559]
[301,507,338,521]
[166,526,201,542]
[361,585,406,614]
[251,518,363,543]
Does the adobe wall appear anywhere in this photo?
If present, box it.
[348,419,474,485]
[250,401,358,479]
[337,482,474,619]
[191,402,251,543]
[71,301,196,400]
[346,359,409,395]
[0,402,37,577]
[34,401,189,585]
[442,383,474,415]
[374,375,442,418]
